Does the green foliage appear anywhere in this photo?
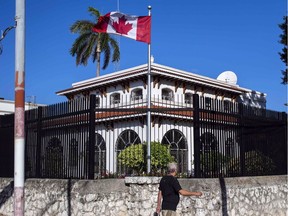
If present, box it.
[70,7,120,77]
[150,141,175,173]
[118,143,146,173]
[227,151,277,176]
[200,151,230,173]
[118,141,174,174]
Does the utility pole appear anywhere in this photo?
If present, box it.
[14,0,25,215]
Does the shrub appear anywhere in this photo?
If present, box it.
[150,141,175,173]
[200,151,230,176]
[118,141,174,174]
[118,143,146,173]
[227,150,277,176]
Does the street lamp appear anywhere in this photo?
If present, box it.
[0,24,16,55]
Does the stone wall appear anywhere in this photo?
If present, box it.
[0,175,287,216]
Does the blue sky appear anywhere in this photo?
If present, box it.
[0,0,287,111]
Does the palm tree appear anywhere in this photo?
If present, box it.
[70,7,120,77]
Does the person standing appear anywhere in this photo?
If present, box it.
[156,162,202,216]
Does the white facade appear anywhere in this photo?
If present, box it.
[58,63,266,108]
[55,63,266,175]
[0,98,45,115]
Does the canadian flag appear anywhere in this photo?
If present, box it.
[92,12,151,44]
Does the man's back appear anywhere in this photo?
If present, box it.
[156,163,202,215]
[159,175,182,211]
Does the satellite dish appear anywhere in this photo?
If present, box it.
[217,71,237,85]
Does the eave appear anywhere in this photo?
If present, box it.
[56,63,251,97]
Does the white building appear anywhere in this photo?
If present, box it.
[0,98,45,115]
[57,63,266,108]
[55,63,266,175]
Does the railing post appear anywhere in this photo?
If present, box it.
[88,95,96,179]
[281,112,287,174]
[35,106,42,177]
[238,103,245,176]
[281,111,287,122]
[193,94,201,178]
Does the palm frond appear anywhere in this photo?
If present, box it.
[100,33,109,50]
[99,34,110,69]
[88,7,101,20]
[109,37,120,62]
[70,20,94,34]
[82,34,98,64]
[69,7,121,76]
[102,43,111,70]
[76,44,88,65]
[70,32,91,55]
[70,33,97,66]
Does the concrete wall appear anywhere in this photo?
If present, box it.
[0,175,287,216]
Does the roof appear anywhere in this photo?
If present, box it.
[56,63,253,96]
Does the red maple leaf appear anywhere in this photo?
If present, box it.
[112,16,133,35]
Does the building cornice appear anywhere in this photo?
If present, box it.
[56,63,257,96]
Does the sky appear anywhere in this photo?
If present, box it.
[0,0,287,112]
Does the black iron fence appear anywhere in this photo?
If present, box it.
[194,96,287,178]
[0,94,286,179]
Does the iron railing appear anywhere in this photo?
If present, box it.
[0,94,286,179]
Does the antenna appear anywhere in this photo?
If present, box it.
[27,95,36,110]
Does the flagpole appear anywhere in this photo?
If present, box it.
[147,5,152,173]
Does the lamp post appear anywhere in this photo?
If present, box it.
[0,25,16,55]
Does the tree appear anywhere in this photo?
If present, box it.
[279,16,287,85]
[70,7,120,77]
[118,141,174,174]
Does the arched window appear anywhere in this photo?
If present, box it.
[45,137,63,178]
[95,133,106,177]
[161,129,188,173]
[131,88,143,101]
[110,93,121,105]
[162,88,174,101]
[185,93,193,104]
[116,129,141,174]
[199,132,218,153]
